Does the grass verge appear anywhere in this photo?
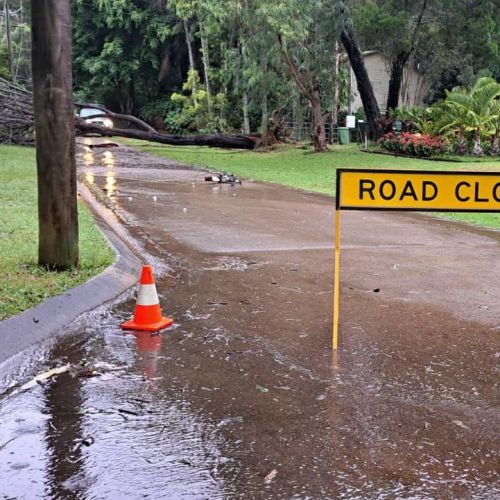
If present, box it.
[122,141,500,230]
[0,145,115,321]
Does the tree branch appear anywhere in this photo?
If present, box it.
[75,118,256,149]
[74,102,157,132]
[0,78,256,149]
[410,0,429,51]
[278,34,314,103]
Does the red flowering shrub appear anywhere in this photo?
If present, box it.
[378,132,449,157]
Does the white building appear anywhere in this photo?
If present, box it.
[345,50,428,114]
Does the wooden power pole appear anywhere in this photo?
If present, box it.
[31,0,79,270]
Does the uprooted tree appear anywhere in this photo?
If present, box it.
[0,77,257,149]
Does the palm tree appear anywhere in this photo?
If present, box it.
[488,98,500,155]
[434,77,500,156]
[391,105,436,135]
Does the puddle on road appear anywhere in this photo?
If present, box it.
[82,149,94,168]
[77,144,335,255]
[0,305,229,500]
[1,289,499,499]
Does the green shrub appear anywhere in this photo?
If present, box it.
[168,70,227,134]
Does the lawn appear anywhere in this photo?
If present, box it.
[123,141,500,230]
[0,145,115,320]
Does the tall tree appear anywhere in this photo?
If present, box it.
[198,18,212,116]
[168,0,216,117]
[168,0,296,135]
[385,0,428,113]
[279,34,327,151]
[0,1,32,84]
[340,25,382,137]
[258,0,345,151]
[353,0,430,114]
[218,0,285,133]
[331,40,341,127]
[426,0,500,100]
[31,0,78,269]
[73,0,179,115]
[4,0,13,79]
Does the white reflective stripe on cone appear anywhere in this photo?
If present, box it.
[136,284,160,306]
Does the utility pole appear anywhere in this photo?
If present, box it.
[5,0,14,80]
[31,0,79,270]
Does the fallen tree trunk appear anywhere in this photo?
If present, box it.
[0,77,36,144]
[75,119,257,149]
[0,77,256,149]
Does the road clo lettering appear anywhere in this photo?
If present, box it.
[360,179,437,201]
[360,178,500,203]
[455,181,500,202]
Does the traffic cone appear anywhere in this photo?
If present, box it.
[121,265,174,332]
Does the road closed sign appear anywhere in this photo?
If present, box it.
[337,169,500,212]
[332,167,499,350]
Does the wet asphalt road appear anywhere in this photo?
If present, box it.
[0,142,498,499]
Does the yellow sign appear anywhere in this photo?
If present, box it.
[337,169,500,212]
[332,168,500,351]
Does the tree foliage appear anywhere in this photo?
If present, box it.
[4,0,497,150]
[72,0,181,114]
[392,77,500,156]
[169,69,226,133]
[0,0,31,84]
[434,77,500,155]
[353,0,500,107]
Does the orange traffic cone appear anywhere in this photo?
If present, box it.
[121,265,174,332]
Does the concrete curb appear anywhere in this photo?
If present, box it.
[0,184,141,365]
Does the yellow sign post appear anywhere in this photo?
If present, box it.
[333,169,500,349]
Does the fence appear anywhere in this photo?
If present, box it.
[282,121,365,145]
[283,121,337,143]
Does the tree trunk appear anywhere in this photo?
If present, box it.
[386,51,410,115]
[13,0,25,82]
[183,19,197,104]
[341,28,382,138]
[332,40,340,138]
[279,36,327,152]
[76,119,257,149]
[117,84,134,115]
[0,77,256,150]
[199,20,212,117]
[488,134,499,156]
[240,42,250,134]
[472,132,484,157]
[31,0,79,270]
[260,58,269,132]
[5,0,14,80]
[184,20,196,73]
[311,83,327,152]
[260,90,268,133]
[242,91,250,134]
[386,0,428,115]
